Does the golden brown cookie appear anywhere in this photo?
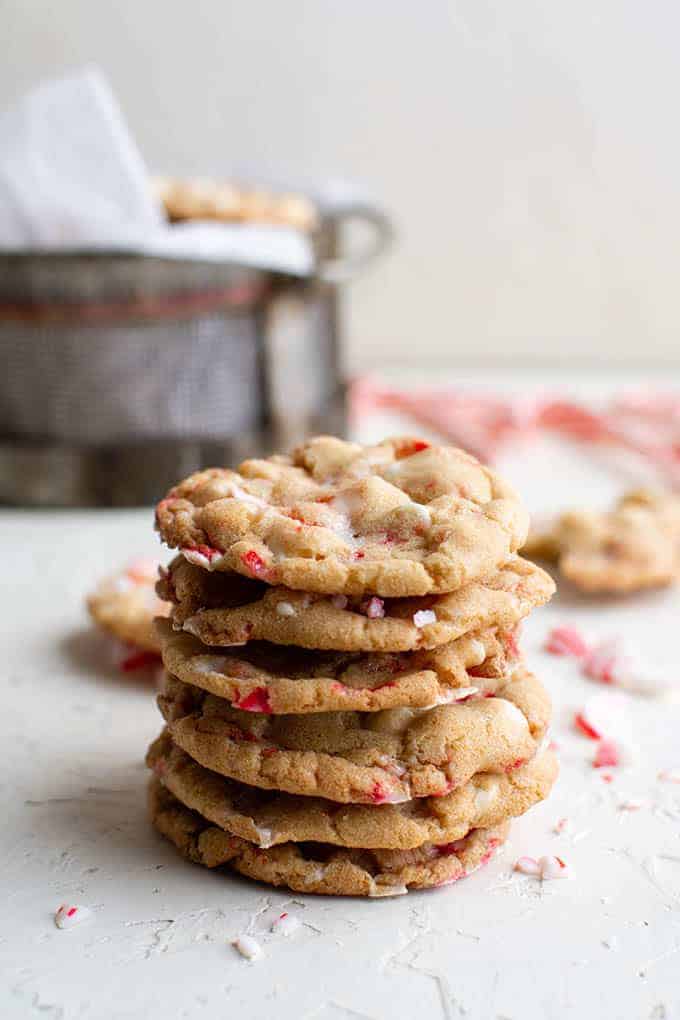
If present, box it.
[155,436,529,597]
[148,729,558,850]
[149,778,509,896]
[158,667,550,804]
[86,559,169,652]
[525,488,680,593]
[156,619,517,714]
[153,176,319,232]
[159,554,553,652]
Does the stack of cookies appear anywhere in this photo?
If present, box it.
[147,436,557,897]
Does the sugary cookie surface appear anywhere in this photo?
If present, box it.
[155,436,529,596]
[148,730,557,850]
[149,778,509,896]
[158,667,550,803]
[158,554,554,652]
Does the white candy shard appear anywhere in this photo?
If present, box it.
[413,609,437,628]
[514,856,540,876]
[451,686,479,702]
[331,594,348,610]
[54,904,93,930]
[275,601,296,617]
[538,855,569,880]
[270,912,301,936]
[232,934,262,960]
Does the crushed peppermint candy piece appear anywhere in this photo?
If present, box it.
[275,601,296,617]
[618,798,645,811]
[553,817,569,835]
[413,609,437,628]
[658,768,680,784]
[574,711,602,740]
[54,904,93,930]
[331,595,348,610]
[270,912,301,936]
[582,639,620,685]
[593,739,621,768]
[514,856,541,876]
[514,855,569,880]
[544,626,589,658]
[575,691,633,746]
[360,596,385,619]
[537,855,569,880]
[232,934,262,960]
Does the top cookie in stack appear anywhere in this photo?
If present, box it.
[149,436,557,897]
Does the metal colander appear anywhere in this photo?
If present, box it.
[0,201,392,506]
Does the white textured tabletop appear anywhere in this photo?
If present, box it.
[3,404,680,1020]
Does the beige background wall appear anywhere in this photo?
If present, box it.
[3,1,680,371]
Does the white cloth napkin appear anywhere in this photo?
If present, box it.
[0,67,314,275]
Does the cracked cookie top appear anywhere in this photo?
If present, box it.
[155,436,529,597]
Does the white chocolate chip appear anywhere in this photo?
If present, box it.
[474,779,499,812]
[413,609,437,628]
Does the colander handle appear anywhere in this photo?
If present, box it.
[315,195,394,284]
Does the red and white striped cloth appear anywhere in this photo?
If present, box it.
[351,379,680,485]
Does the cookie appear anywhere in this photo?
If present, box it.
[155,436,529,596]
[159,554,553,652]
[525,489,680,593]
[157,619,517,714]
[148,729,558,849]
[86,559,168,652]
[158,667,550,803]
[153,176,319,232]
[149,778,509,896]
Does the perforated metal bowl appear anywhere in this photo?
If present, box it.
[0,200,392,505]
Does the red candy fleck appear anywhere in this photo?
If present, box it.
[120,649,162,672]
[370,782,390,804]
[395,440,430,459]
[545,626,590,658]
[594,740,620,768]
[573,711,602,740]
[504,757,526,773]
[67,907,77,917]
[241,550,269,577]
[184,543,223,563]
[601,772,614,783]
[262,747,277,757]
[353,550,366,560]
[234,687,272,714]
